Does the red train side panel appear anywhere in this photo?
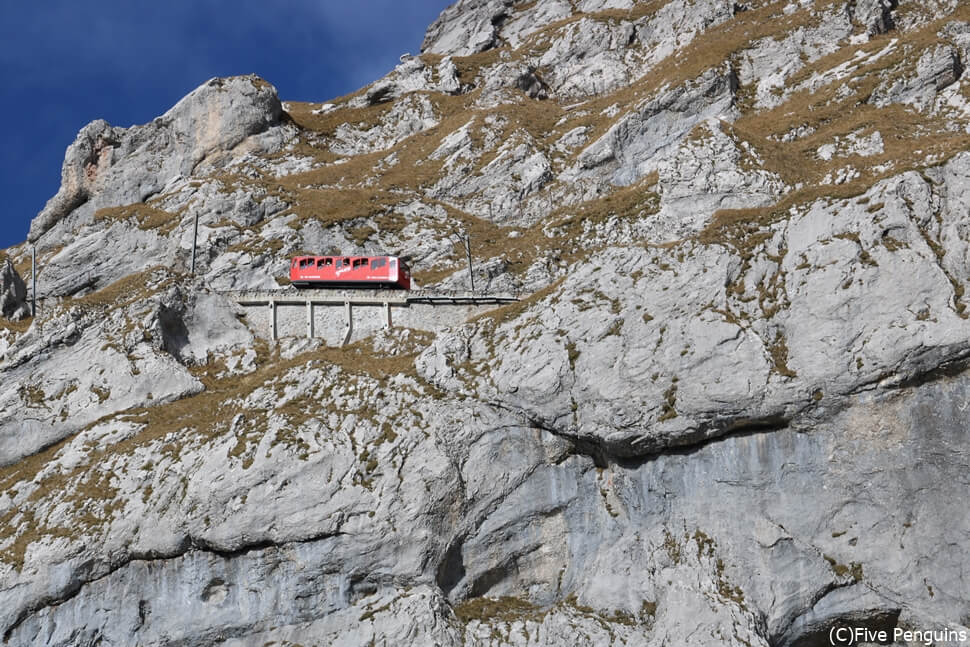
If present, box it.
[290,255,412,289]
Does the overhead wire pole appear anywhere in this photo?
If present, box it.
[453,230,475,293]
[31,246,36,317]
[191,213,199,276]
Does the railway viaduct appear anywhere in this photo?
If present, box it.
[221,289,519,346]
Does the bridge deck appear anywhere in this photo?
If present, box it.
[221,289,520,343]
[222,288,520,306]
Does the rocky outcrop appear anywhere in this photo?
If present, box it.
[2,350,968,646]
[575,65,739,185]
[5,0,970,645]
[0,260,29,321]
[370,55,463,101]
[871,43,964,109]
[419,159,970,461]
[851,0,897,35]
[28,75,288,246]
[0,275,255,466]
[422,0,514,56]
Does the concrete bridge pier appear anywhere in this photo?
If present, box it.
[225,289,519,346]
[270,300,278,341]
[342,302,353,346]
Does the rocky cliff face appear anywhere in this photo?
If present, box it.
[2,1,970,645]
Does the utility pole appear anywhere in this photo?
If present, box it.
[31,246,36,317]
[191,213,199,276]
[453,230,475,293]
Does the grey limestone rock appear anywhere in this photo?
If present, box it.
[357,55,464,106]
[499,0,574,49]
[422,0,513,56]
[632,0,736,68]
[0,275,258,466]
[432,130,554,225]
[26,119,123,246]
[37,220,176,298]
[7,0,970,644]
[437,56,463,94]
[870,43,964,110]
[0,259,29,321]
[653,119,788,240]
[420,156,970,462]
[514,68,550,100]
[575,65,739,185]
[536,17,638,98]
[332,93,440,156]
[735,4,854,110]
[28,75,286,247]
[851,0,897,35]
[4,362,968,646]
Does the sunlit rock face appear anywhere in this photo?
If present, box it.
[0,260,29,322]
[3,0,970,645]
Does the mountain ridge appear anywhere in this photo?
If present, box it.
[2,0,970,645]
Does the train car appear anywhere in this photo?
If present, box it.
[289,255,412,289]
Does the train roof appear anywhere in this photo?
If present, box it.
[292,254,402,259]
[291,254,409,264]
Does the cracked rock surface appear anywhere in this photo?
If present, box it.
[3,0,970,645]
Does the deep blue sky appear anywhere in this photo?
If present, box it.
[0,0,452,250]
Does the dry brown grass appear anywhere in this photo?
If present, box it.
[700,4,970,250]
[549,172,660,236]
[0,427,124,567]
[542,0,847,150]
[240,84,590,278]
[94,204,184,236]
[587,1,666,22]
[286,99,402,140]
[517,0,666,61]
[451,49,505,86]
[69,266,182,310]
[0,316,32,334]
[0,330,434,569]
[454,596,544,623]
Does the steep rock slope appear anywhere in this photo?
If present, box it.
[2,0,970,645]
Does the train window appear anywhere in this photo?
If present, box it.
[300,259,312,268]
[371,258,386,269]
[317,258,333,267]
[353,258,366,268]
[343,258,351,267]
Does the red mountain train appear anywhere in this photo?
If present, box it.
[289,255,412,289]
